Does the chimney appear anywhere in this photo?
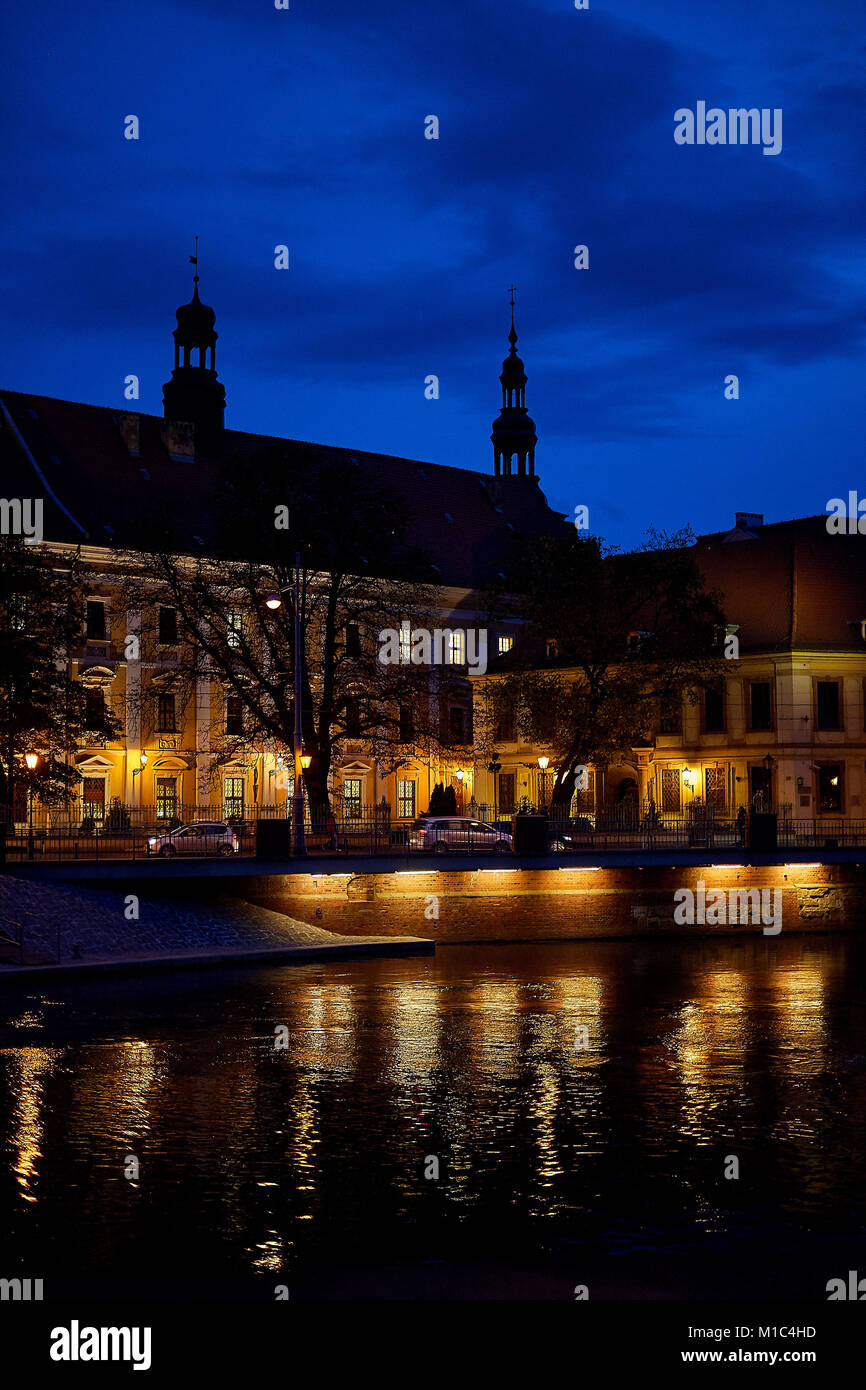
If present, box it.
[735,512,764,530]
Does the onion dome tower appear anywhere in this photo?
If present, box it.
[490,286,537,478]
[162,246,225,455]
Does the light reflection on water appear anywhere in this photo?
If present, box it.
[0,934,864,1296]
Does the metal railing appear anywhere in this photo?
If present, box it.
[2,808,864,862]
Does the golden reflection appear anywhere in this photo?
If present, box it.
[671,971,749,1141]
[0,1045,61,1203]
[769,967,827,1072]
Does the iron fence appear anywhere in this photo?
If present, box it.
[2,807,865,862]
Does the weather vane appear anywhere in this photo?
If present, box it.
[189,234,199,285]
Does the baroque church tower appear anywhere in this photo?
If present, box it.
[490,288,538,479]
[162,250,226,455]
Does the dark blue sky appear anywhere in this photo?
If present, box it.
[2,0,864,547]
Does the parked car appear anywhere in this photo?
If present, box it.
[147,821,240,857]
[409,816,512,853]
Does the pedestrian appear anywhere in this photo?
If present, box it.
[735,806,746,846]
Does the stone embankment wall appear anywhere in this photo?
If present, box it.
[245,863,866,942]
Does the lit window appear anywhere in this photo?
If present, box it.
[397,780,416,819]
[399,626,411,665]
[227,610,243,650]
[156,776,177,820]
[224,776,245,820]
[497,635,514,655]
[343,777,362,818]
[449,630,465,665]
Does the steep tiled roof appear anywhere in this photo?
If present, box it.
[695,515,866,653]
[0,390,569,589]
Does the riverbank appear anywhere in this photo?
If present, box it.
[0,874,433,980]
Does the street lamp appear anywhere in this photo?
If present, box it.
[537,755,549,812]
[132,749,147,792]
[487,756,501,824]
[24,752,39,860]
[261,557,306,855]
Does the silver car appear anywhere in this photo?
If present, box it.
[409,817,512,854]
[147,821,239,857]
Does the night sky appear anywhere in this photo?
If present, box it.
[2,0,864,547]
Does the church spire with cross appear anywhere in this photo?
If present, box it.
[162,237,226,455]
[490,285,538,479]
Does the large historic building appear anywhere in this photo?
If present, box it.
[0,274,567,825]
[473,511,866,826]
[3,273,865,832]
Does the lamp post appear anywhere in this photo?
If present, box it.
[537,755,549,812]
[265,556,309,856]
[487,756,501,825]
[24,752,39,860]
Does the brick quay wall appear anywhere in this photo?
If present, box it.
[240,863,866,942]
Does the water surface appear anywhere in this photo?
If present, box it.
[1,935,864,1299]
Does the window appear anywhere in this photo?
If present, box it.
[399,626,411,665]
[498,772,516,813]
[816,680,841,731]
[84,689,105,727]
[749,681,773,731]
[399,704,414,743]
[659,703,681,736]
[704,687,725,733]
[448,630,466,665]
[156,776,177,820]
[449,707,465,743]
[546,638,558,660]
[705,766,727,809]
[817,763,843,814]
[227,610,243,650]
[497,635,514,655]
[345,698,361,737]
[397,780,416,819]
[660,769,681,812]
[343,777,362,819]
[495,701,515,742]
[86,599,107,640]
[158,606,178,645]
[224,776,244,820]
[157,692,176,732]
[226,696,244,737]
[82,777,106,821]
[345,624,361,658]
[8,593,27,632]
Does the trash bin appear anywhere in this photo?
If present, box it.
[256,819,292,861]
[510,814,548,855]
[749,813,777,849]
